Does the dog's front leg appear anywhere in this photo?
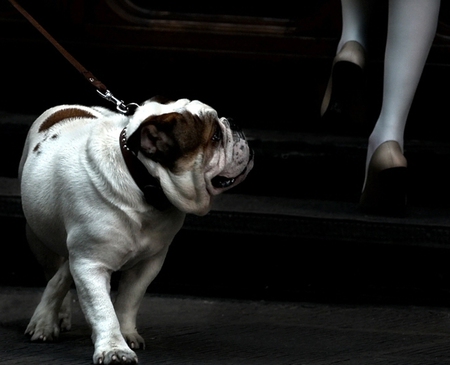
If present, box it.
[114,247,169,350]
[69,257,138,365]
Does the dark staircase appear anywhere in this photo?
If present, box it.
[2,0,450,307]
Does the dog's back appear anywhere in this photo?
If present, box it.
[19,105,129,253]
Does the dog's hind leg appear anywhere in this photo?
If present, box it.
[114,247,170,350]
[25,260,73,341]
[25,224,73,340]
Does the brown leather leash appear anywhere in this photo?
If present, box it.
[8,0,172,209]
[8,0,138,114]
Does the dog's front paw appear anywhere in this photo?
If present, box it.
[25,312,60,342]
[122,331,145,350]
[93,340,138,364]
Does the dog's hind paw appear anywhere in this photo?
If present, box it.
[25,317,60,342]
[59,292,72,332]
[58,304,72,332]
[122,331,146,350]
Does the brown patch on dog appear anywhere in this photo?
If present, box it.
[39,108,97,132]
[138,112,210,171]
[33,142,41,154]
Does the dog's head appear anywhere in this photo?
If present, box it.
[125,97,253,215]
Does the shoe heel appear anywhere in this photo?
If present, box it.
[360,166,407,216]
[359,141,408,216]
[321,60,365,118]
[320,41,367,134]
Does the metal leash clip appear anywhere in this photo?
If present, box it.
[8,0,141,116]
[97,89,138,115]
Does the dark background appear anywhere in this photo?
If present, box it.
[2,0,450,306]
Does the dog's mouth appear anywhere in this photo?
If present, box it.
[211,149,254,189]
[211,175,237,189]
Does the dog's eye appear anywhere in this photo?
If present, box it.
[212,127,222,142]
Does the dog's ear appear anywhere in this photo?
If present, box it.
[138,112,191,169]
[138,112,180,168]
[137,111,206,169]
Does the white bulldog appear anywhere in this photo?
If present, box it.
[18,97,253,364]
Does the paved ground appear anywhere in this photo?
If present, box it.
[1,286,450,365]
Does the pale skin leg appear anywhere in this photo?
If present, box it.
[337,0,441,180]
[114,248,170,350]
[367,0,440,169]
[338,0,374,53]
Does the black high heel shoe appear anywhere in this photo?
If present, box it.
[359,141,408,216]
[321,41,367,133]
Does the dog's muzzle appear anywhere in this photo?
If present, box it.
[211,149,254,189]
[211,121,254,190]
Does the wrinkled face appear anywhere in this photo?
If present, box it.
[203,116,254,195]
[126,98,254,215]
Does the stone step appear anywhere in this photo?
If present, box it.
[3,114,450,304]
[2,176,450,305]
[2,175,450,249]
[3,113,450,207]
